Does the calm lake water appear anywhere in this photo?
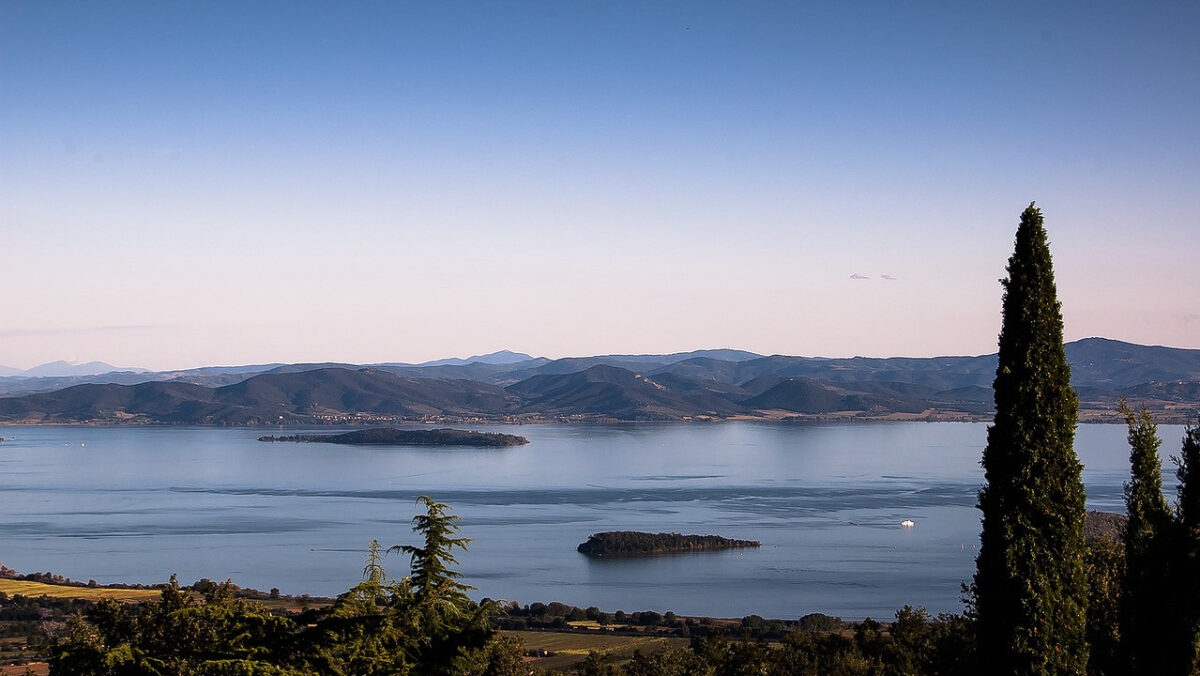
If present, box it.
[0,423,1186,619]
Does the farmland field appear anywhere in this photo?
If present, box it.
[0,579,161,602]
[505,629,688,671]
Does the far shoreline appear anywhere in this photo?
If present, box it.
[0,409,1190,426]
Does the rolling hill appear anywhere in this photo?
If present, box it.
[506,365,747,419]
[0,338,1196,423]
[0,369,519,425]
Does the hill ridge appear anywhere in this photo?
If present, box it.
[0,338,1196,423]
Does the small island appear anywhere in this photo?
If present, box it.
[257,427,529,448]
[577,531,761,558]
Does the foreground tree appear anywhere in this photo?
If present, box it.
[51,576,302,675]
[1178,424,1200,534]
[390,495,474,605]
[973,203,1089,675]
[1174,423,1200,673]
[389,496,514,675]
[310,496,520,676]
[1119,400,1174,673]
[1083,535,1124,676]
[50,499,523,676]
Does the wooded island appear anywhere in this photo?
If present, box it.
[257,427,529,447]
[577,531,761,558]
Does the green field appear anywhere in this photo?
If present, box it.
[505,630,688,671]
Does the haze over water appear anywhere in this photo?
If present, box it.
[0,423,1177,619]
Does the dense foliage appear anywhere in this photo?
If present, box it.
[1177,423,1200,673]
[495,601,846,639]
[0,593,91,666]
[572,606,976,676]
[1082,534,1123,676]
[47,497,523,676]
[1120,401,1175,673]
[974,203,1089,675]
[1108,412,1200,675]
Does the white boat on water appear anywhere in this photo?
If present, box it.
[900,519,915,528]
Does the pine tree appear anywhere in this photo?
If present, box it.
[1119,399,1172,673]
[391,495,475,605]
[363,538,388,585]
[387,496,514,676]
[974,203,1089,675]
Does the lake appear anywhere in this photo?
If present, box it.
[0,422,1185,620]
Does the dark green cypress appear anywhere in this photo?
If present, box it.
[1176,423,1200,673]
[1177,422,1200,541]
[1180,422,1200,528]
[1119,400,1173,674]
[974,203,1089,675]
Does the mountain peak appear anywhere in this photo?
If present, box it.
[416,350,537,367]
[21,361,147,378]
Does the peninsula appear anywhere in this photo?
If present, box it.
[257,427,529,448]
[577,531,761,558]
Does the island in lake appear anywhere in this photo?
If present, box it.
[577,531,761,558]
[257,427,529,448]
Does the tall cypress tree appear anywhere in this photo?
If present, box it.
[1175,423,1200,673]
[974,203,1089,675]
[1177,422,1200,543]
[1119,399,1172,673]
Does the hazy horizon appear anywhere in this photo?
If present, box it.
[3,3,1197,371]
[1,334,1194,374]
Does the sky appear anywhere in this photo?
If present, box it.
[2,1,1197,371]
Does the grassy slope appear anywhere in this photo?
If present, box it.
[0,579,161,602]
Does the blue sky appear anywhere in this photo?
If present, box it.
[2,2,1197,370]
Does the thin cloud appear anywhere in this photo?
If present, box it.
[849,273,870,280]
[882,274,898,281]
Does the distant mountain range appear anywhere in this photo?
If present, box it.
[411,350,536,367]
[0,339,1197,424]
[0,360,148,379]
